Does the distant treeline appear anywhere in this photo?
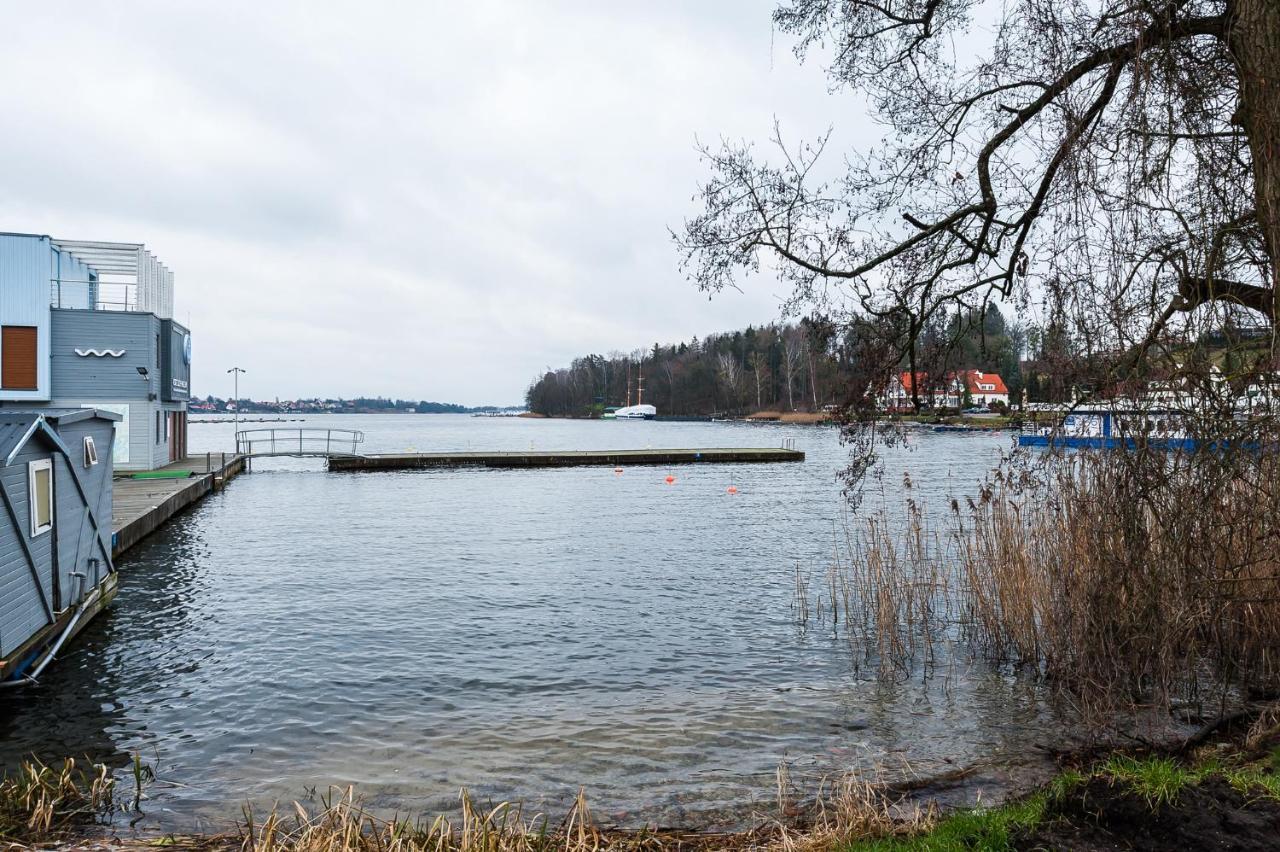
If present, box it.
[526,306,1031,417]
[191,395,519,414]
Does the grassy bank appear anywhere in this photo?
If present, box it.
[843,732,1280,850]
[886,414,1015,429]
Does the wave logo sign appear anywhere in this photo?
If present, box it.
[74,348,126,358]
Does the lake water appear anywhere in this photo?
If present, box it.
[0,414,1053,832]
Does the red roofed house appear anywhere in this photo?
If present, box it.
[882,370,1009,410]
[961,370,1010,406]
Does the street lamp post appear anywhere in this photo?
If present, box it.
[227,367,246,449]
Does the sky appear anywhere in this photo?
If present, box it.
[0,1,854,406]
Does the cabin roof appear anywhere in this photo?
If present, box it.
[0,409,120,466]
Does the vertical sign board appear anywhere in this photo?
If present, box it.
[160,320,191,402]
[80,403,130,464]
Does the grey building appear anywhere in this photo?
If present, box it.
[0,233,189,470]
[0,409,117,685]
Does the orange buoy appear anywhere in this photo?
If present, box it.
[665,475,676,485]
[727,485,738,494]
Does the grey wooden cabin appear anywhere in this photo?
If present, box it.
[0,409,117,681]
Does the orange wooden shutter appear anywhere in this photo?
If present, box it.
[1,326,37,390]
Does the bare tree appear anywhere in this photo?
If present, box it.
[716,352,744,411]
[782,329,806,410]
[749,350,770,409]
[678,0,1280,388]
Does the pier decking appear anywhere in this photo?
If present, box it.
[111,454,246,557]
[328,447,804,471]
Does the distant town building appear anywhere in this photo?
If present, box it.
[883,370,1010,409]
[0,233,190,470]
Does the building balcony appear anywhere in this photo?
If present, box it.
[46,240,173,320]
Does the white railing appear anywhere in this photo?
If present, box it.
[235,428,366,458]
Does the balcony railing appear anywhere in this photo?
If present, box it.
[50,280,139,312]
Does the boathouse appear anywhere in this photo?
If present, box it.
[0,409,118,684]
[0,233,189,470]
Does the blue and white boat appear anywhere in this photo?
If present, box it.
[1018,405,1197,450]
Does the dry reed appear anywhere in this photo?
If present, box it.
[234,774,934,852]
[796,445,1280,716]
[238,785,739,852]
[0,756,116,843]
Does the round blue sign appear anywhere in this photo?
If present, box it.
[183,333,192,365]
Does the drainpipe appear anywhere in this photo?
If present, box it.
[0,580,97,689]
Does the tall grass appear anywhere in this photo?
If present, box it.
[0,757,116,842]
[798,446,1280,715]
[241,786,688,852]
[960,448,1280,711]
[237,777,937,852]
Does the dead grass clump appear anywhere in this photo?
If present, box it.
[240,786,717,852]
[0,757,116,843]
[771,771,934,852]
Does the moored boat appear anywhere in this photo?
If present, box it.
[1018,405,1196,450]
[613,404,657,420]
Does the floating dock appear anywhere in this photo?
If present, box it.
[327,447,804,471]
[111,454,246,557]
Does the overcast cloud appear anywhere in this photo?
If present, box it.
[0,1,856,405]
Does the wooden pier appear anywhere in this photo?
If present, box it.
[327,447,804,471]
[111,454,246,558]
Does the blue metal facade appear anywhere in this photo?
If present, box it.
[0,233,188,470]
[0,233,54,401]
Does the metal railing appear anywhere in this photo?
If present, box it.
[235,428,366,458]
[50,280,138,312]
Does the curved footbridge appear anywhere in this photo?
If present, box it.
[235,427,367,459]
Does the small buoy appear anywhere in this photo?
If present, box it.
[614,467,623,475]
[665,475,676,485]
[727,485,738,494]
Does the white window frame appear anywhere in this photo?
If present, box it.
[84,436,99,467]
[28,458,53,537]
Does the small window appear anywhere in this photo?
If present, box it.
[84,436,99,467]
[28,459,53,537]
[156,410,162,444]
